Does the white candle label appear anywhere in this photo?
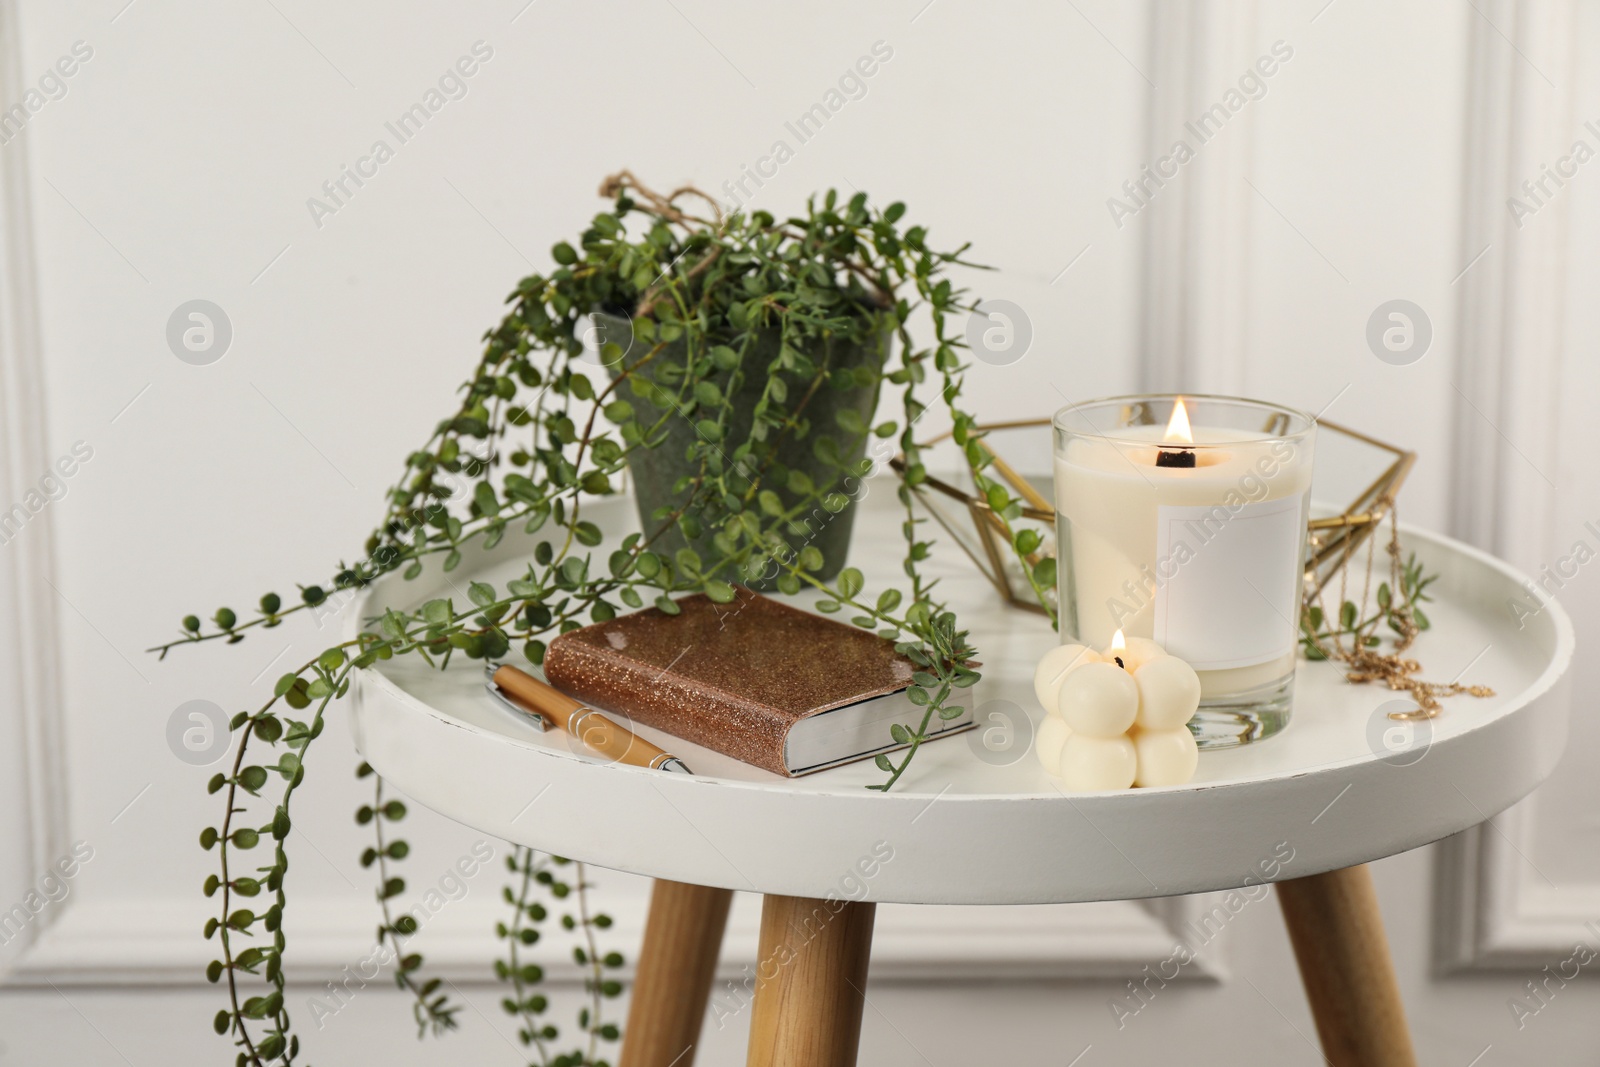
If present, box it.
[1153,497,1301,670]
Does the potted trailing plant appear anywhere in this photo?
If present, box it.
[153,171,1055,1065]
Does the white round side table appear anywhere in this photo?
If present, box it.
[350,493,1573,1067]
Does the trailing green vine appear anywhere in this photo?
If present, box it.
[360,763,459,1036]
[495,850,623,1066]
[499,848,557,1062]
[157,172,1048,1063]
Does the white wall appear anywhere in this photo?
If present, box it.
[2,0,1599,1064]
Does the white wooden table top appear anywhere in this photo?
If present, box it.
[350,487,1574,904]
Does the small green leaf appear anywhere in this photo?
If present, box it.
[837,567,864,600]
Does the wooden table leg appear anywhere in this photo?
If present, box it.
[1276,864,1418,1067]
[746,895,876,1067]
[619,879,734,1067]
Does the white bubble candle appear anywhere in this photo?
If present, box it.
[1034,630,1201,790]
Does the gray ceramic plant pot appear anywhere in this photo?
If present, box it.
[596,311,887,589]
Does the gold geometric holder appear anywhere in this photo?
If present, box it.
[893,417,1414,615]
[890,418,1057,616]
[1303,420,1415,596]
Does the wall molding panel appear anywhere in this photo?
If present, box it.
[0,0,70,971]
[1137,0,1260,395]
[0,0,1260,995]
[1433,0,1585,974]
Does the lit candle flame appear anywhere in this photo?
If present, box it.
[1164,397,1194,444]
[1109,628,1127,669]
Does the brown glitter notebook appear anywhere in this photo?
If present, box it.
[541,587,974,777]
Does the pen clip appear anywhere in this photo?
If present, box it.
[484,663,550,732]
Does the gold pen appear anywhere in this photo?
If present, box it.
[484,663,693,774]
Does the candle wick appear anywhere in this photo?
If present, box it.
[1114,656,1125,669]
[1156,448,1196,469]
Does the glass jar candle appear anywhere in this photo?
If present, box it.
[1052,395,1315,747]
